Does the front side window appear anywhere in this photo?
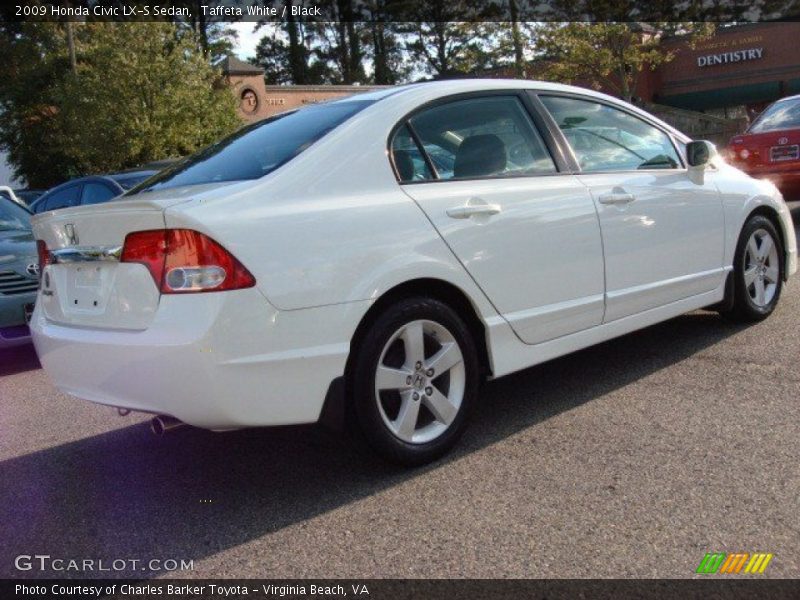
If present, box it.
[128,99,373,194]
[405,96,556,180]
[541,96,681,172]
[748,98,800,133]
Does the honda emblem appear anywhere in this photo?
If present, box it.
[64,223,79,245]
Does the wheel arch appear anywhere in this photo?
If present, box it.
[745,205,789,280]
[345,278,493,384]
[318,278,493,433]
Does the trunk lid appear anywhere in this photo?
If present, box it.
[731,128,800,167]
[31,195,182,331]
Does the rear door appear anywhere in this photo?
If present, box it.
[537,94,725,322]
[394,93,605,345]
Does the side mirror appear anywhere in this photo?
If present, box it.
[686,140,717,184]
[686,140,717,167]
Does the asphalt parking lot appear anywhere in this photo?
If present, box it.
[1,202,799,580]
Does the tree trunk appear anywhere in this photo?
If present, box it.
[436,23,448,77]
[66,21,76,74]
[372,21,389,84]
[510,0,524,77]
[192,0,209,58]
[346,20,362,83]
[285,4,307,84]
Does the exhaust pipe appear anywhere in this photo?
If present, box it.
[150,415,186,436]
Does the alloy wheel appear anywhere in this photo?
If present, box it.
[374,319,465,444]
[743,228,779,307]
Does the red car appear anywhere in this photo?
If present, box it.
[729,94,800,199]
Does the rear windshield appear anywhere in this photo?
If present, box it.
[748,98,800,133]
[128,100,372,194]
[0,197,32,231]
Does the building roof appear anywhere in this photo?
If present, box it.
[220,56,264,76]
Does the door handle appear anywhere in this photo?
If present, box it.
[446,203,502,219]
[598,190,636,205]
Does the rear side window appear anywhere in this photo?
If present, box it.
[540,96,681,172]
[41,185,81,212]
[748,98,800,133]
[404,96,556,181]
[129,100,373,194]
[81,182,117,205]
[391,125,433,182]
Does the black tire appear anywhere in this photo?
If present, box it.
[349,297,480,466]
[721,215,784,322]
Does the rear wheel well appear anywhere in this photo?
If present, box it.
[345,279,492,384]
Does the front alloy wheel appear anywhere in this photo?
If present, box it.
[722,214,784,322]
[351,297,479,465]
[743,228,780,308]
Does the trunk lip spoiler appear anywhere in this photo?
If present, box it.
[50,245,123,264]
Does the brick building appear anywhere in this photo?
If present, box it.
[221,22,800,126]
[640,22,800,117]
[219,56,385,121]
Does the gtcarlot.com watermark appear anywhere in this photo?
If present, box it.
[14,554,194,573]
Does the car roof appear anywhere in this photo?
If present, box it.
[365,78,689,142]
[339,78,649,107]
[108,170,157,181]
[30,175,123,209]
[770,94,800,104]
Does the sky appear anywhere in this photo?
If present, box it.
[231,21,262,59]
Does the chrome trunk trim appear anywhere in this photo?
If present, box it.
[49,246,123,264]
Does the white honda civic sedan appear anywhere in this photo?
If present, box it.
[30,80,797,464]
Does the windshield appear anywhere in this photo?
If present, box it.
[0,197,32,231]
[749,98,800,133]
[128,100,373,194]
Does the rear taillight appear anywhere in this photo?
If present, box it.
[121,229,255,294]
[36,240,51,275]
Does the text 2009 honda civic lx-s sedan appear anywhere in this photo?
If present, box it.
[30,80,797,465]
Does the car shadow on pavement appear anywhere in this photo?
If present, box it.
[0,310,750,579]
[0,344,40,376]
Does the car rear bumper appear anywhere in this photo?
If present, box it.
[31,288,367,429]
[0,324,31,348]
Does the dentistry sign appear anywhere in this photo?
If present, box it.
[697,47,764,67]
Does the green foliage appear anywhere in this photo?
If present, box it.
[170,0,240,62]
[401,21,496,79]
[252,5,409,85]
[0,22,240,188]
[534,23,715,101]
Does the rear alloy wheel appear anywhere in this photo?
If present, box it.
[722,215,784,322]
[351,298,479,465]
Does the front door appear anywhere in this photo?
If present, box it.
[538,95,726,322]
